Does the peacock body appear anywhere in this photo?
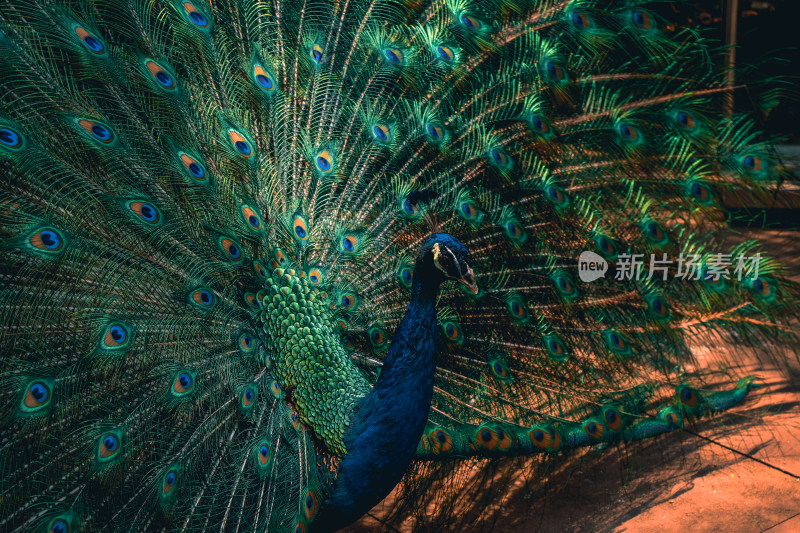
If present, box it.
[0,0,796,531]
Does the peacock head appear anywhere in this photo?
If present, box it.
[417,234,478,294]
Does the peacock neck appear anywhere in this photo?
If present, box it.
[318,272,442,531]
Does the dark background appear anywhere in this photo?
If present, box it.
[668,1,799,142]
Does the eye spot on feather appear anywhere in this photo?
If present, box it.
[678,387,698,408]
[228,131,253,159]
[29,227,65,253]
[145,60,176,90]
[242,387,256,408]
[129,201,161,224]
[257,442,271,465]
[239,334,254,352]
[583,420,604,439]
[245,292,258,309]
[429,428,453,453]
[383,47,404,65]
[294,521,307,533]
[547,186,568,207]
[631,11,652,29]
[690,181,712,202]
[241,205,262,231]
[310,44,324,64]
[273,248,287,267]
[290,411,300,429]
[183,2,210,28]
[460,15,481,30]
[442,321,462,343]
[98,432,121,460]
[178,153,207,181]
[307,268,323,285]
[545,61,566,81]
[529,425,560,451]
[475,426,512,451]
[648,296,670,318]
[530,115,551,135]
[253,261,267,280]
[676,111,695,129]
[372,124,390,142]
[368,326,387,348]
[661,408,681,426]
[604,408,623,431]
[436,45,455,62]
[48,518,69,533]
[750,277,772,298]
[340,235,358,255]
[618,123,639,140]
[172,372,194,396]
[399,267,413,288]
[293,216,309,241]
[0,126,23,149]
[191,288,216,309]
[607,330,627,351]
[163,469,178,494]
[78,119,114,144]
[22,380,51,412]
[304,490,319,520]
[315,150,332,173]
[742,155,762,172]
[489,359,512,382]
[460,202,477,219]
[339,292,357,310]
[74,26,105,55]
[426,123,444,141]
[103,323,130,349]
[595,235,618,259]
[220,237,243,261]
[571,12,590,28]
[341,335,356,352]
[253,65,276,92]
[506,222,522,237]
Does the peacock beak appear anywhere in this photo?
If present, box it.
[457,266,478,294]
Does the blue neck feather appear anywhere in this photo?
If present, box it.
[319,266,442,531]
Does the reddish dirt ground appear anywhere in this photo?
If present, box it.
[342,229,800,532]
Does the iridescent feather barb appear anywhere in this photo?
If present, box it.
[0,0,798,531]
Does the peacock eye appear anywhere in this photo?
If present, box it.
[545,61,564,80]
[253,64,276,92]
[311,44,324,63]
[0,126,23,149]
[145,60,176,90]
[49,518,69,533]
[571,12,590,28]
[78,119,115,144]
[30,228,64,252]
[373,124,390,141]
[220,238,243,261]
[74,26,105,54]
[184,3,210,28]
[632,11,652,29]
[460,15,480,30]
[315,150,333,172]
[293,216,309,240]
[426,123,443,140]
[341,235,358,254]
[618,123,638,140]
[308,268,322,285]
[383,47,404,65]
[436,46,454,62]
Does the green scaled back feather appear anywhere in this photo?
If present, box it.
[0,0,797,531]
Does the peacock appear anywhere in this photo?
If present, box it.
[0,0,797,531]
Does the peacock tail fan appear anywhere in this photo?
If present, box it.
[0,0,797,531]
